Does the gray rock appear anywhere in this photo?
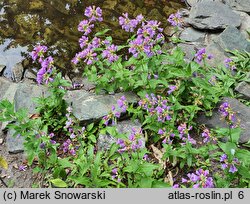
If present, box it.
[224,0,250,14]
[24,69,37,81]
[179,27,206,42]
[14,83,48,113]
[97,120,144,151]
[235,82,250,100]
[177,43,200,62]
[11,62,24,82]
[188,1,241,30]
[206,42,228,67]
[0,77,18,102]
[234,11,250,39]
[71,76,95,91]
[214,26,250,53]
[197,97,250,144]
[64,91,138,122]
[6,128,24,153]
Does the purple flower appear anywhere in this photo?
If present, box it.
[167,85,177,95]
[220,154,227,162]
[78,20,94,35]
[173,184,179,188]
[181,169,214,188]
[116,96,127,112]
[40,142,46,149]
[221,163,228,170]
[219,102,238,127]
[220,153,239,173]
[31,45,48,62]
[167,12,182,27]
[79,36,88,49]
[229,164,238,173]
[224,58,236,70]
[119,13,140,32]
[158,129,165,135]
[201,128,216,143]
[36,68,46,84]
[102,44,119,63]
[19,165,27,171]
[84,6,103,22]
[194,48,213,64]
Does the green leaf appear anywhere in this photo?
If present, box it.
[58,158,72,168]
[95,29,111,37]
[87,123,94,131]
[0,156,8,169]
[139,177,153,188]
[50,178,68,188]
[218,142,237,155]
[88,134,97,143]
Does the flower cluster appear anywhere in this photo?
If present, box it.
[116,128,144,153]
[111,168,121,182]
[181,169,214,188]
[194,48,213,64]
[119,13,143,32]
[128,19,164,58]
[158,128,175,144]
[103,96,127,126]
[62,139,77,156]
[119,12,164,57]
[219,102,238,128]
[73,6,104,65]
[31,45,48,63]
[220,154,240,173]
[224,58,236,71]
[73,6,120,65]
[30,45,55,84]
[177,123,196,145]
[201,128,217,144]
[167,12,182,27]
[39,132,57,149]
[102,44,119,63]
[139,94,172,123]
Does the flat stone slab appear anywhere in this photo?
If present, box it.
[0,77,18,102]
[14,82,48,113]
[225,0,250,14]
[179,27,205,42]
[97,120,144,151]
[188,1,241,30]
[197,97,250,144]
[6,128,24,153]
[235,82,250,100]
[213,26,250,53]
[65,91,139,122]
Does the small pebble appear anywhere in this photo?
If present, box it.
[0,138,3,144]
